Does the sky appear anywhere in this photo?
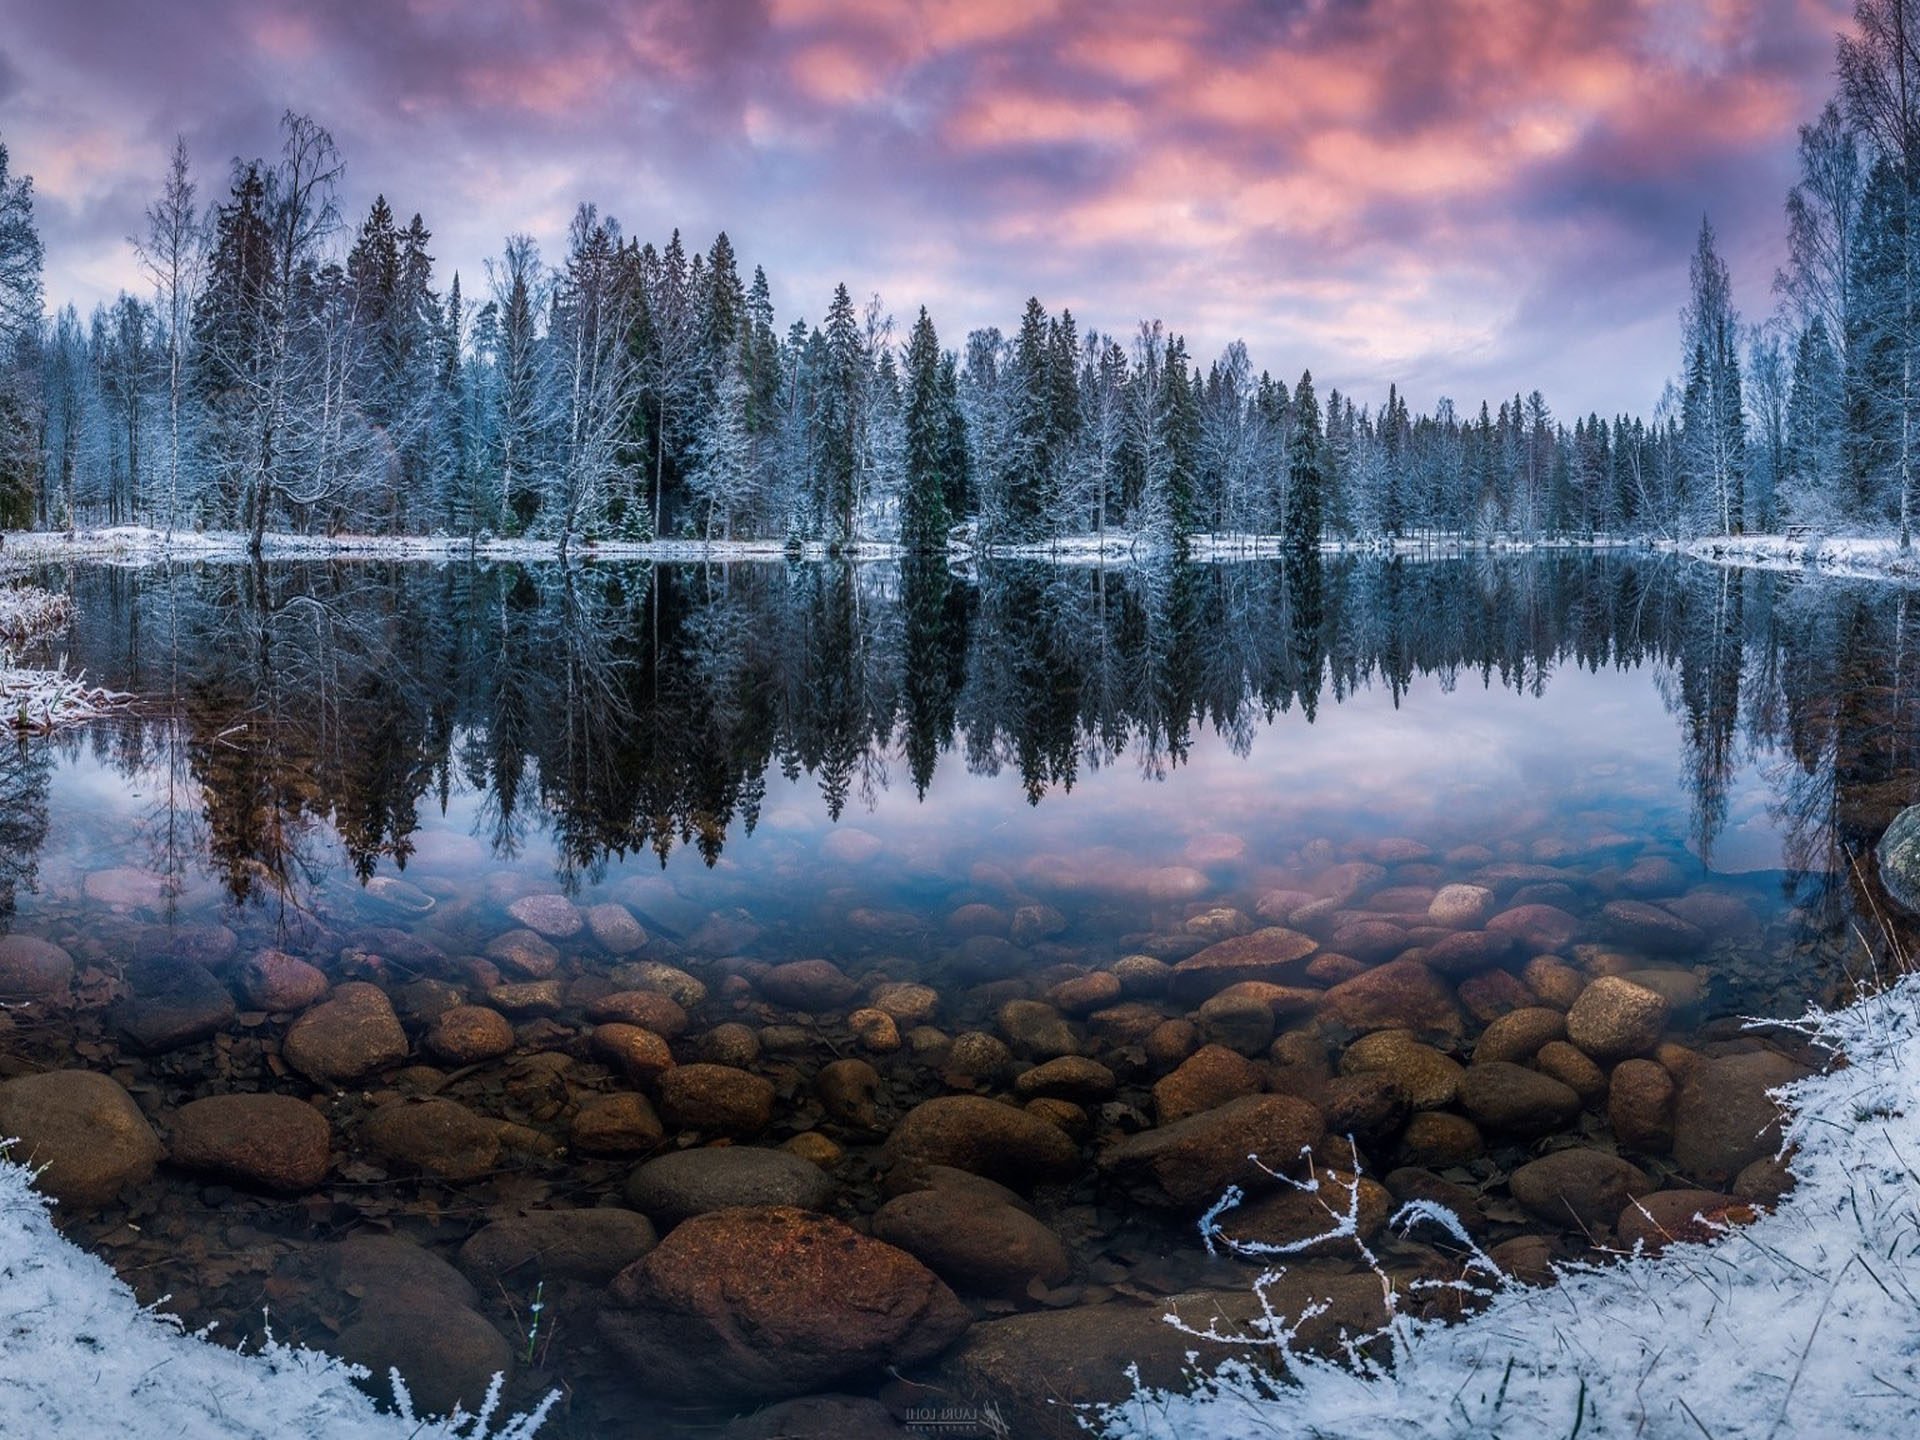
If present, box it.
[0,0,1856,419]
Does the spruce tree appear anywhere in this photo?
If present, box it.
[1285,369,1324,551]
[901,307,949,551]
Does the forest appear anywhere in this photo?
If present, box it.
[0,8,1918,550]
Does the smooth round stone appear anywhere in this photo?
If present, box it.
[699,1022,761,1067]
[587,990,689,1036]
[869,982,939,1025]
[872,1188,1069,1299]
[169,1093,330,1191]
[586,901,649,954]
[1013,1055,1116,1104]
[601,1206,970,1401]
[882,1096,1079,1190]
[1509,1148,1654,1230]
[1153,1045,1262,1124]
[0,1070,164,1210]
[364,875,435,915]
[996,1000,1079,1059]
[1535,1040,1607,1103]
[615,961,708,1008]
[112,958,236,1054]
[625,1147,837,1227]
[1100,1094,1325,1211]
[1317,960,1465,1041]
[1672,1051,1810,1186]
[1565,977,1671,1061]
[1338,1030,1463,1109]
[571,1092,666,1155]
[1427,884,1495,929]
[658,1064,776,1136]
[236,948,329,1011]
[760,959,858,1011]
[485,928,560,978]
[0,935,73,999]
[1397,1111,1484,1167]
[1601,899,1706,956]
[333,1303,508,1417]
[508,892,583,939]
[1608,1058,1676,1152]
[1472,1007,1567,1066]
[592,1023,676,1083]
[425,1005,515,1064]
[282,982,409,1086]
[1458,1062,1581,1136]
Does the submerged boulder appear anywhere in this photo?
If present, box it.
[0,1070,164,1210]
[600,1206,971,1400]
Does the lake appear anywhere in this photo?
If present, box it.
[0,551,1912,1437]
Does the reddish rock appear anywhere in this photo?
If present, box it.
[1169,928,1318,1001]
[170,1093,329,1191]
[1318,960,1465,1041]
[601,1206,972,1400]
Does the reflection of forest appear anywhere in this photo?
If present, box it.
[21,555,1920,909]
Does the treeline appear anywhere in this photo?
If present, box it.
[3,1,1920,549]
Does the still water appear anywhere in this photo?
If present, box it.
[1,553,1914,1436]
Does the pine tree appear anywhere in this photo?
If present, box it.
[901,307,950,551]
[1285,369,1323,551]
[815,282,862,543]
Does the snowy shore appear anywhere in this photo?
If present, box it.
[1108,976,1920,1440]
[1682,532,1920,581]
[0,1155,552,1439]
[2,975,1915,1437]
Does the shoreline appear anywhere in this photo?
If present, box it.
[3,525,1648,569]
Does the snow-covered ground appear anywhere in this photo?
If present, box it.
[1682,532,1920,582]
[1107,975,1920,1440]
[0,1155,553,1439]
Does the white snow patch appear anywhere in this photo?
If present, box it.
[0,1155,552,1439]
[1682,532,1920,582]
[1106,977,1920,1439]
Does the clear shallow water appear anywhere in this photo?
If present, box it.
[3,553,1917,1434]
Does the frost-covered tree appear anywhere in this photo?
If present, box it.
[135,137,203,536]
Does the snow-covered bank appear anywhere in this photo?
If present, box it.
[0,1157,552,1439]
[1683,532,1920,582]
[1107,977,1920,1440]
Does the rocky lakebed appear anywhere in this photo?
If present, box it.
[0,834,1836,1439]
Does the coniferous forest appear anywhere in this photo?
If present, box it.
[2,13,1920,551]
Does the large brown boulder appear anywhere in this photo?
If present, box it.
[0,935,73,1000]
[871,1188,1070,1299]
[881,1096,1079,1189]
[1100,1093,1325,1210]
[0,1070,164,1210]
[1458,1062,1581,1136]
[1318,960,1464,1042]
[625,1146,836,1227]
[282,981,408,1086]
[601,1206,972,1400]
[1564,977,1670,1061]
[1509,1148,1653,1230]
[1671,1051,1810,1186]
[169,1093,330,1192]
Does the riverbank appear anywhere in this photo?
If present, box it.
[1682,532,1920,581]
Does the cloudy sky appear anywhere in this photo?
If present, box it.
[0,0,1852,418]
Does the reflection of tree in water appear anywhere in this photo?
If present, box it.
[51,552,1920,900]
[0,740,51,917]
